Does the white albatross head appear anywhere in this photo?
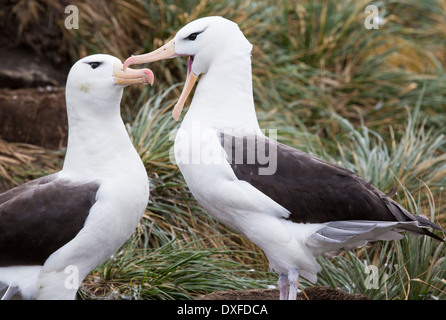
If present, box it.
[123,16,252,120]
[66,54,154,117]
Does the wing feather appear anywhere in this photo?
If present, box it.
[220,133,443,240]
[0,174,100,266]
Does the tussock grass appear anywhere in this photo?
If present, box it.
[2,0,445,299]
[81,238,272,300]
[315,236,446,300]
[315,194,445,300]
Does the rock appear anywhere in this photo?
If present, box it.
[0,47,68,89]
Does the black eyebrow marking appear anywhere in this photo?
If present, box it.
[184,29,206,41]
[84,61,103,69]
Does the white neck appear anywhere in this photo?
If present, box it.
[183,52,260,132]
[61,98,138,179]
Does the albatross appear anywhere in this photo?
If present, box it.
[0,54,153,300]
[124,16,444,300]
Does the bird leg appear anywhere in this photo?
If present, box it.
[277,273,289,300]
[288,268,299,300]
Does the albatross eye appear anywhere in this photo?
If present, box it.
[86,62,103,69]
[185,32,201,41]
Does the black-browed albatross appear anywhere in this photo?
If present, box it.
[0,54,153,300]
[124,16,444,300]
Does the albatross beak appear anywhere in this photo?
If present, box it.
[113,62,154,86]
[123,39,198,121]
[172,57,198,121]
[123,39,177,70]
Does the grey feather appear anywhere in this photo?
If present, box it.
[0,283,20,300]
[307,220,436,255]
[0,174,100,266]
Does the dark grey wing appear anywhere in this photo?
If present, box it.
[220,133,443,239]
[0,174,100,266]
[0,174,57,204]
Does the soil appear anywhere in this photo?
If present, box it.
[0,46,68,150]
[199,287,369,300]
[0,86,67,149]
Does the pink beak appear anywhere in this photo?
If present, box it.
[124,39,198,121]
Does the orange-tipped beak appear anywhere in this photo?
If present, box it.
[113,62,154,86]
[172,57,198,121]
[124,39,198,121]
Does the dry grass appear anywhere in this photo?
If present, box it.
[0,139,61,190]
[1,0,445,299]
